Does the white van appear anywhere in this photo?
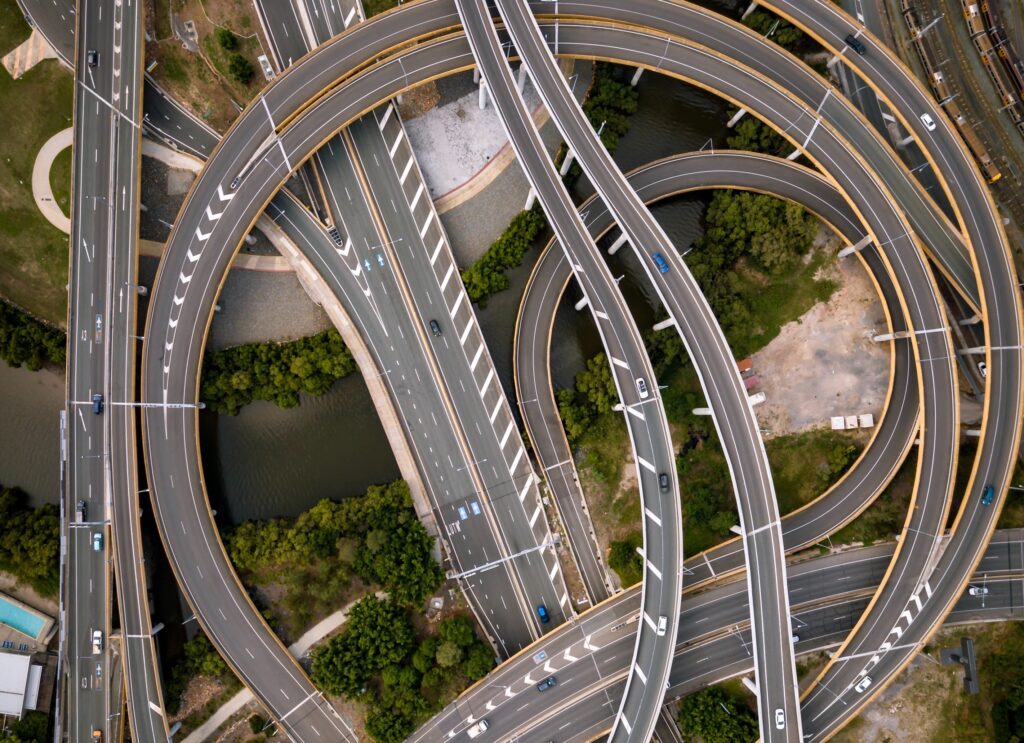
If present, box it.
[466,720,489,738]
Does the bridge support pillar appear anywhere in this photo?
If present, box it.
[151,622,164,635]
[652,317,675,332]
[607,233,628,255]
[959,314,982,326]
[873,330,911,342]
[730,525,743,536]
[517,63,528,93]
[525,187,537,210]
[726,107,747,128]
[742,676,758,695]
[575,296,589,311]
[473,67,480,84]
[838,234,872,258]
[741,1,759,20]
[897,134,915,147]
[966,429,981,438]
[630,67,643,87]
[692,407,712,416]
[559,148,576,176]
[478,80,489,110]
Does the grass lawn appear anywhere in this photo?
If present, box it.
[0,0,72,325]
[49,146,72,216]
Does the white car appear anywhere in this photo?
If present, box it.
[635,377,649,399]
[854,675,873,693]
[968,586,988,596]
[920,113,937,131]
[775,709,785,730]
[457,506,468,521]
[656,615,667,636]
[979,361,987,378]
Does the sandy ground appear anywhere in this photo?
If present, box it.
[753,241,890,437]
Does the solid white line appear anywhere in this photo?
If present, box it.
[440,263,455,290]
[470,345,484,371]
[430,237,445,265]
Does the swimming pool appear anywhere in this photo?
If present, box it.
[0,595,45,639]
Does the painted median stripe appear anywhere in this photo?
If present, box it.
[644,507,662,527]
[637,456,657,474]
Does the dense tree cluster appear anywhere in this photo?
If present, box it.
[166,632,237,714]
[201,329,357,414]
[986,624,1024,739]
[0,300,65,371]
[0,487,59,597]
[0,711,48,743]
[741,9,807,52]
[461,206,548,305]
[556,353,618,442]
[582,63,640,155]
[226,481,443,612]
[312,600,494,743]
[678,686,758,743]
[608,531,643,587]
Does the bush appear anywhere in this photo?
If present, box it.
[248,715,265,734]
[556,353,617,442]
[165,632,238,714]
[678,686,758,743]
[0,300,65,371]
[608,531,643,586]
[461,206,548,305]
[0,487,59,597]
[228,53,253,84]
[216,28,238,51]
[201,328,357,414]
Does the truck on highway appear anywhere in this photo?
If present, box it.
[466,720,489,738]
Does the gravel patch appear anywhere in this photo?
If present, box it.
[753,242,890,436]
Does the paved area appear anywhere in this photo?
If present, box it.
[752,239,890,435]
[31,127,72,234]
[2,27,58,78]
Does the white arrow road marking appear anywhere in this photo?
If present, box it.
[504,686,514,698]
[217,185,234,202]
[485,701,496,711]
[584,634,596,651]
[195,227,211,241]
[178,271,192,284]
[186,249,201,263]
[563,647,577,662]
[206,205,223,221]
[172,294,185,306]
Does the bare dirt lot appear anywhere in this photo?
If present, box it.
[753,245,890,437]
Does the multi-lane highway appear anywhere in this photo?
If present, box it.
[413,528,1024,741]
[516,149,918,594]
[455,3,685,739]
[42,0,1022,737]
[492,3,803,738]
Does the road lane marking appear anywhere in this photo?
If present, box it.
[644,507,662,527]
[636,456,656,474]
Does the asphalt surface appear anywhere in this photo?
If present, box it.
[455,3,684,740]
[411,528,1024,742]
[256,0,567,654]
[515,149,918,595]
[495,3,801,738]
[133,6,974,737]
[63,0,167,740]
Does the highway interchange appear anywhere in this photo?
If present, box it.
[34,0,1023,740]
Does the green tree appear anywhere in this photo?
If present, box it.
[725,115,787,156]
[435,640,463,668]
[608,531,643,586]
[217,27,238,50]
[677,687,758,743]
[228,53,254,84]
[462,642,495,680]
[0,487,59,596]
[312,597,414,697]
[742,10,806,52]
[438,616,476,647]
[365,706,414,743]
[461,206,548,305]
[0,300,66,370]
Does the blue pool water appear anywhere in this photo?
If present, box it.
[0,596,44,639]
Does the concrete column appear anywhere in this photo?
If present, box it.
[479,80,488,110]
[897,134,915,147]
[652,317,675,332]
[692,407,712,416]
[607,233,628,255]
[741,1,758,20]
[742,676,758,695]
[396,93,404,105]
[525,187,537,210]
[786,147,802,161]
[630,67,643,86]
[473,67,480,84]
[837,233,872,258]
[726,108,747,128]
[559,148,576,175]
[575,296,589,311]
[517,63,528,93]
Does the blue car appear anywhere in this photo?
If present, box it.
[537,605,549,624]
[981,484,995,506]
[652,252,670,274]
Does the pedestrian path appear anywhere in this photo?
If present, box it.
[31,128,72,234]
[2,28,58,79]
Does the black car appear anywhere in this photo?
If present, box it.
[429,319,442,337]
[658,472,670,492]
[537,676,557,692]
[92,393,103,414]
[844,34,867,55]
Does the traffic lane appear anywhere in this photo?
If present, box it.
[256,0,312,65]
[498,22,795,731]
[266,189,539,651]
[345,114,568,635]
[317,123,548,646]
[549,0,978,308]
[455,4,680,738]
